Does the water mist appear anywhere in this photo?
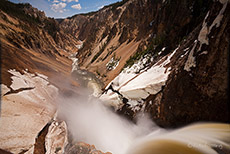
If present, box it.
[56,89,230,154]
[57,91,159,154]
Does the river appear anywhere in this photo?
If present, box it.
[70,56,104,97]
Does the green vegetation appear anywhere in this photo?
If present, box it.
[1,13,15,25]
[0,0,41,24]
[152,34,166,46]
[124,47,150,69]
[104,0,129,11]
[68,0,129,19]
[102,45,118,61]
[44,18,60,38]
[80,11,98,16]
[91,42,107,63]
[96,70,101,76]
[123,33,167,69]
[68,10,98,19]
[87,51,92,57]
[0,0,60,39]
[106,53,120,71]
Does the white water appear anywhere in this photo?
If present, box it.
[57,59,230,154]
[128,123,230,154]
[57,93,230,154]
[57,93,157,154]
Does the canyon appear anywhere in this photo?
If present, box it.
[0,0,229,153]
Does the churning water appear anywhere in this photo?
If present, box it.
[57,93,230,154]
[57,64,230,154]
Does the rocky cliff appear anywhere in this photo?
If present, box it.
[0,0,80,86]
[99,0,229,128]
[60,0,213,84]
[60,0,229,127]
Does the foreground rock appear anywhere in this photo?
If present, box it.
[0,70,58,153]
[45,119,68,154]
[65,142,112,154]
[0,1,76,153]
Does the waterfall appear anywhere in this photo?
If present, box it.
[58,56,230,154]
[127,123,230,154]
[57,92,230,154]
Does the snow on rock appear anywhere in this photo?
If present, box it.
[158,47,166,56]
[45,120,68,154]
[71,58,79,72]
[119,61,172,99]
[184,40,198,71]
[198,11,210,46]
[105,73,136,91]
[218,0,229,4]
[180,48,189,58]
[106,57,120,71]
[185,1,228,72]
[1,84,10,96]
[36,72,49,80]
[69,49,81,73]
[76,40,83,49]
[8,69,58,103]
[100,47,179,108]
[100,89,123,109]
[198,1,227,51]
[9,69,35,90]
[123,54,153,74]
[200,51,208,55]
[0,70,58,153]
[209,1,227,30]
[105,54,155,92]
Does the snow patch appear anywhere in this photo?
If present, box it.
[123,54,153,74]
[101,47,179,108]
[210,2,227,30]
[198,12,210,46]
[0,70,58,154]
[218,0,229,4]
[198,2,227,51]
[180,47,190,58]
[184,41,197,71]
[100,90,123,110]
[7,69,58,104]
[76,40,83,49]
[106,57,120,71]
[45,120,68,154]
[71,58,79,72]
[9,69,35,90]
[36,72,48,80]
[105,73,136,91]
[1,84,10,96]
[127,100,140,108]
[181,51,189,58]
[200,51,208,55]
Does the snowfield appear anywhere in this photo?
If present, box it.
[0,69,58,154]
[100,47,179,108]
